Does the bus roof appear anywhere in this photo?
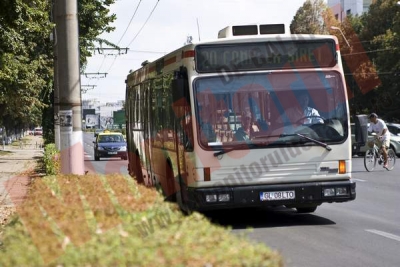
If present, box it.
[126,24,339,85]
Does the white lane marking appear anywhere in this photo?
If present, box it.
[352,178,367,182]
[365,229,400,242]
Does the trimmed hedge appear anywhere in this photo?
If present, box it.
[0,174,282,266]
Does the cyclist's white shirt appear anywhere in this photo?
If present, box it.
[368,119,390,141]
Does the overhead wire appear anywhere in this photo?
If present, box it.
[126,0,161,48]
[116,0,142,46]
[84,0,161,102]
[104,0,161,74]
[88,0,142,98]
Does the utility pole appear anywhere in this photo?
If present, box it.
[52,1,60,150]
[54,0,84,175]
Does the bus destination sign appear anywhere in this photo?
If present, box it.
[195,39,336,73]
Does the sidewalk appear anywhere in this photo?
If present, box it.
[0,135,44,226]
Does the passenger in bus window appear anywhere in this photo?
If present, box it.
[199,106,216,143]
[234,113,253,141]
[277,91,323,125]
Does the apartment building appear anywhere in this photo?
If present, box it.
[328,0,373,21]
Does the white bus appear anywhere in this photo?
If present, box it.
[125,24,356,213]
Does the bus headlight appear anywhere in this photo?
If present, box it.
[335,187,349,196]
[205,194,217,202]
[323,188,335,197]
[218,194,230,202]
[323,187,349,197]
[205,193,231,203]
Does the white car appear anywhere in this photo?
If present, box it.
[33,127,43,136]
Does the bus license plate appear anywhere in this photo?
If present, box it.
[260,191,295,201]
[108,152,118,155]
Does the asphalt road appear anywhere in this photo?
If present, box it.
[83,132,399,267]
[82,132,128,175]
[207,157,400,267]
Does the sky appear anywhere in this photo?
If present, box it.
[81,0,308,104]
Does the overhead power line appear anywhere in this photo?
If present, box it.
[126,0,161,48]
[116,0,142,45]
[128,49,166,54]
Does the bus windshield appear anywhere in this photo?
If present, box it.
[194,71,348,149]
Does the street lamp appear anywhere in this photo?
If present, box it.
[330,26,350,48]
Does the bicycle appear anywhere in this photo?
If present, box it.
[364,134,396,172]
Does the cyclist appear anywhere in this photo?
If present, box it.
[368,113,391,169]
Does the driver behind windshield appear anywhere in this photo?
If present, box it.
[277,91,323,125]
[234,113,254,141]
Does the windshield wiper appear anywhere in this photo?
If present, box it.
[214,133,331,157]
[295,133,332,151]
[262,133,331,151]
[213,143,260,157]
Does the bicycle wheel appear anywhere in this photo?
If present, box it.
[385,149,396,171]
[364,148,377,172]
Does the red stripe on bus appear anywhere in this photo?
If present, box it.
[336,44,340,51]
[164,56,176,66]
[183,50,195,58]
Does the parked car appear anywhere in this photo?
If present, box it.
[386,122,400,136]
[93,132,127,161]
[33,127,43,136]
[351,123,400,157]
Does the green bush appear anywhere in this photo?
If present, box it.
[43,143,60,175]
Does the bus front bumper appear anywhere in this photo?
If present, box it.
[186,180,356,211]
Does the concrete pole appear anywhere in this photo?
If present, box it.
[53,1,61,150]
[54,0,84,175]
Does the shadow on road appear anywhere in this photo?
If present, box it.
[202,206,336,230]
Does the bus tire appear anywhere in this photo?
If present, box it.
[165,162,177,202]
[176,175,191,215]
[133,151,144,184]
[176,190,192,215]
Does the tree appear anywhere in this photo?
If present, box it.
[290,0,336,34]
[78,0,117,68]
[0,0,53,135]
[356,0,400,120]
[0,0,118,142]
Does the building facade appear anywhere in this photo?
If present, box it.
[82,99,125,129]
[328,0,373,21]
